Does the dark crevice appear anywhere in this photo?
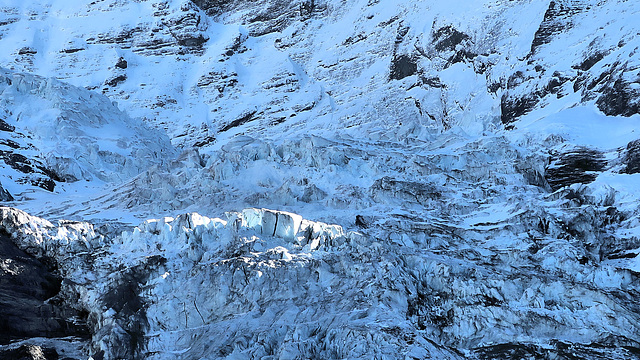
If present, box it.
[272,213,279,237]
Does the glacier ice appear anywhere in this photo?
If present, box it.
[2,205,640,359]
[1,0,640,359]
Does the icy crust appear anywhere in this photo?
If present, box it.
[0,67,174,198]
[2,206,640,359]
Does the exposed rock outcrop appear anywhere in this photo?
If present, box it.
[545,147,606,191]
[530,0,587,54]
[0,230,89,347]
[0,181,12,201]
[624,139,640,175]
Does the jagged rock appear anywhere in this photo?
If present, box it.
[355,214,369,228]
[530,1,586,53]
[545,147,606,191]
[0,118,14,132]
[624,139,640,174]
[573,50,606,71]
[501,68,574,126]
[501,92,541,127]
[390,54,417,80]
[0,150,61,192]
[0,139,20,149]
[193,0,307,36]
[544,71,572,96]
[447,48,477,67]
[177,34,207,48]
[61,48,84,54]
[87,26,144,48]
[115,57,127,69]
[83,1,209,56]
[197,70,238,90]
[160,1,209,53]
[0,182,12,201]
[219,111,257,132]
[429,25,477,68]
[501,69,573,126]
[104,74,126,87]
[17,47,37,55]
[433,26,470,52]
[28,177,56,192]
[596,77,640,117]
[190,0,230,15]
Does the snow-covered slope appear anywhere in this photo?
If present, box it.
[0,0,639,222]
[1,0,640,359]
[0,67,174,219]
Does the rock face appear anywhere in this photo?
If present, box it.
[530,0,587,53]
[0,182,12,201]
[545,147,606,191]
[596,75,640,117]
[624,139,640,175]
[390,54,417,80]
[0,230,89,347]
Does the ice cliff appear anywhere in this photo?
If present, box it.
[3,205,640,359]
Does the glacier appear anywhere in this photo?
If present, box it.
[1,0,640,359]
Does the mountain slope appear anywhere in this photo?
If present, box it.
[1,0,640,359]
